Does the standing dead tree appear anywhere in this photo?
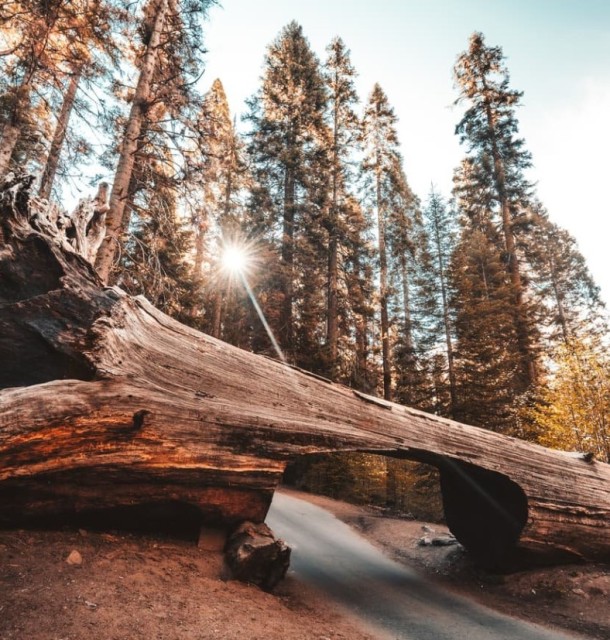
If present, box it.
[1,175,609,568]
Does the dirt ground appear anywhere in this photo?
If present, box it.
[1,489,608,640]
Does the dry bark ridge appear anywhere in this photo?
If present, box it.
[1,175,609,569]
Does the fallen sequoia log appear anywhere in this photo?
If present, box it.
[0,174,609,569]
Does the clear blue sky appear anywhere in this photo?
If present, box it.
[202,0,610,305]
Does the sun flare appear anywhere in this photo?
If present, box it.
[221,244,249,275]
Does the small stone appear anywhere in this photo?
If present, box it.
[225,521,291,591]
[66,550,82,566]
[430,534,458,547]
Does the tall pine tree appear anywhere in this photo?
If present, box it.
[322,37,360,378]
[361,83,402,400]
[454,32,538,393]
[245,22,328,363]
[421,188,458,417]
[95,0,214,282]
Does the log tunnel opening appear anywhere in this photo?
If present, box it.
[283,451,528,569]
[282,452,446,523]
[437,458,528,568]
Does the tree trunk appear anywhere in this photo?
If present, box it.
[39,65,83,201]
[95,0,169,284]
[433,212,457,417]
[399,254,414,355]
[1,175,610,568]
[547,247,569,343]
[280,163,295,353]
[327,231,339,371]
[326,90,340,375]
[193,210,207,277]
[212,290,223,339]
[0,79,34,176]
[376,161,391,401]
[352,253,370,392]
[0,123,21,176]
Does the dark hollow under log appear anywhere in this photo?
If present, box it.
[1,174,609,568]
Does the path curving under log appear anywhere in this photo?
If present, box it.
[1,174,609,569]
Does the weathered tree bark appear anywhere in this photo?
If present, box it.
[0,123,22,176]
[1,176,609,568]
[39,65,84,201]
[95,0,169,283]
[326,84,340,374]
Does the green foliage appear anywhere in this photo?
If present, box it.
[450,226,523,431]
[244,21,329,365]
[117,146,198,323]
[525,206,607,344]
[419,189,459,417]
[284,453,444,523]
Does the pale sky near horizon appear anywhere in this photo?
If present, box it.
[201,0,610,306]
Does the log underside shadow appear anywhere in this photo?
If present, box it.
[1,175,609,570]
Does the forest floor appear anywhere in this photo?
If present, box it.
[0,488,608,640]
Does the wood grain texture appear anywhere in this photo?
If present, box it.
[1,175,609,566]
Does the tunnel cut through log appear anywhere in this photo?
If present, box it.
[1,173,609,567]
[439,460,529,567]
[284,450,529,568]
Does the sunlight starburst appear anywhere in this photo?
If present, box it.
[221,244,249,275]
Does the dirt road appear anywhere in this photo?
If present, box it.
[267,491,581,640]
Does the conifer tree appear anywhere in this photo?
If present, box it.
[525,205,606,345]
[38,64,84,200]
[0,0,120,177]
[450,224,522,432]
[188,78,248,337]
[322,37,360,378]
[110,91,196,317]
[343,196,377,391]
[0,0,64,174]
[361,83,403,400]
[95,0,213,283]
[386,162,430,409]
[454,32,538,392]
[421,188,458,416]
[245,22,328,362]
[118,150,196,324]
